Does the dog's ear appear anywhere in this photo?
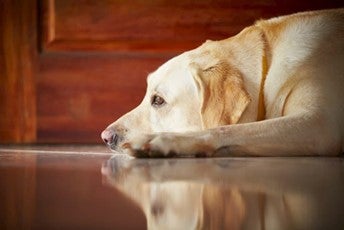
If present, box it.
[190,60,251,128]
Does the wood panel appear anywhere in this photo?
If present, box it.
[41,0,343,53]
[0,0,37,143]
[37,53,172,143]
[41,0,269,52]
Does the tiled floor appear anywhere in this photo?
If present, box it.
[0,145,343,230]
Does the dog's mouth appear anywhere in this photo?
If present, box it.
[108,134,120,149]
[108,139,126,153]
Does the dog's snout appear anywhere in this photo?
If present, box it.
[101,129,120,147]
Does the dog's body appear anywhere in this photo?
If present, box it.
[102,9,344,157]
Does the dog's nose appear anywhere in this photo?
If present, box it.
[101,129,119,147]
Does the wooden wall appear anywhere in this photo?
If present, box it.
[1,0,343,143]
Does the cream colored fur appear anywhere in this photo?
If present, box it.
[103,9,344,157]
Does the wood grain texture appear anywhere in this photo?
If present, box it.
[0,0,37,143]
[41,0,343,53]
[37,53,172,143]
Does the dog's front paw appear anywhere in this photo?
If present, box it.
[122,133,215,158]
[121,133,176,157]
[144,134,180,157]
[120,134,154,157]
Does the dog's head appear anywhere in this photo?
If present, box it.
[101,27,266,152]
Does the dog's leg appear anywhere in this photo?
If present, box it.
[212,113,340,156]
[126,112,340,157]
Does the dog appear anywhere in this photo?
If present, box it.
[101,9,344,157]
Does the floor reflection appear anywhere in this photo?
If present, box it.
[102,156,344,230]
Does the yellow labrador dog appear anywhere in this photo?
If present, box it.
[101,9,344,157]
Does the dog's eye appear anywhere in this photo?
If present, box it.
[151,95,166,108]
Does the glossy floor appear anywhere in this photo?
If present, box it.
[0,145,343,230]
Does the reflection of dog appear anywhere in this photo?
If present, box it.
[102,9,344,157]
[102,156,344,230]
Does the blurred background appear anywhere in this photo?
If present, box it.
[1,0,343,144]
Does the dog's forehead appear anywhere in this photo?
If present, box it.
[146,41,218,85]
[147,53,191,85]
